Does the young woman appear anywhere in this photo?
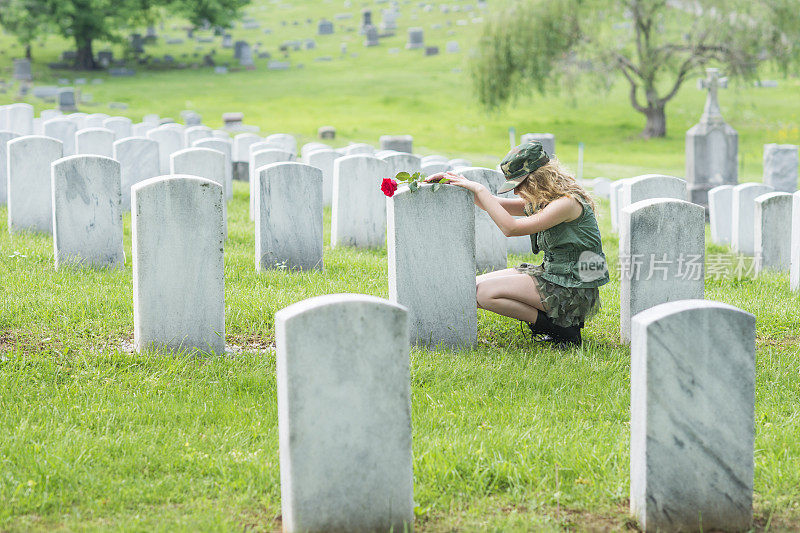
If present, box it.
[426,141,610,347]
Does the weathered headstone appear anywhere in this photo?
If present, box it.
[7,103,34,135]
[249,148,295,219]
[51,155,124,269]
[364,25,379,46]
[132,122,157,137]
[731,183,774,255]
[193,138,234,201]
[621,174,687,214]
[609,178,630,232]
[275,293,413,533]
[592,177,611,199]
[265,133,297,156]
[76,127,115,157]
[460,167,508,272]
[13,58,32,81]
[84,113,110,129]
[43,118,77,156]
[421,162,451,175]
[0,131,20,205]
[686,68,738,208]
[317,19,334,35]
[389,183,478,347]
[381,9,399,30]
[239,43,255,68]
[520,133,555,156]
[255,162,323,271]
[763,144,798,193]
[318,126,336,140]
[185,125,213,146]
[446,40,460,53]
[103,117,133,140]
[232,133,262,181]
[304,149,341,206]
[147,127,184,174]
[7,135,63,234]
[708,185,734,246]
[343,143,375,156]
[792,192,800,291]
[132,175,225,354]
[380,134,413,153]
[331,155,392,248]
[406,27,424,49]
[631,300,755,532]
[57,88,77,112]
[171,147,228,235]
[379,152,422,177]
[754,192,793,274]
[113,137,160,210]
[620,199,705,343]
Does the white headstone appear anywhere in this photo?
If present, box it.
[132,175,225,354]
[233,133,262,162]
[275,294,413,533]
[266,133,297,156]
[113,137,160,211]
[621,175,687,214]
[763,143,798,193]
[620,199,705,343]
[592,177,611,199]
[343,143,374,156]
[379,152,422,177]
[421,155,449,165]
[7,135,63,234]
[301,142,329,158]
[792,192,800,291]
[171,148,228,235]
[255,162,323,271]
[304,148,341,206]
[631,300,755,532]
[0,131,20,205]
[132,122,157,137]
[249,149,295,219]
[520,132,555,156]
[753,192,793,274]
[6,103,34,135]
[708,185,734,245]
[331,155,392,248]
[84,113,110,129]
[459,167,507,272]
[51,155,124,268]
[147,127,184,175]
[421,162,451,175]
[43,118,77,156]
[185,125,213,147]
[192,138,234,201]
[76,128,115,157]
[731,183,774,255]
[388,183,478,347]
[609,179,629,232]
[103,117,133,140]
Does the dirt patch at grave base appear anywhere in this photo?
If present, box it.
[0,329,66,355]
[757,336,800,351]
[226,333,275,354]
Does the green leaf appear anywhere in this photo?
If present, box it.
[409,180,419,192]
[411,171,421,180]
[395,171,411,181]
[432,182,441,192]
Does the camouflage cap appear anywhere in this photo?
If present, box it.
[497,141,550,194]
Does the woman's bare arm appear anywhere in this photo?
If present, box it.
[495,196,527,216]
[475,191,582,237]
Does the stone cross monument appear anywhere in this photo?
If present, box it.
[685,68,739,209]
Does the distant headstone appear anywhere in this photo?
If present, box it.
[592,177,611,199]
[84,113,109,129]
[379,152,422,177]
[103,117,133,140]
[222,34,233,48]
[7,135,63,234]
[406,27,424,49]
[331,155,392,248]
[266,133,297,156]
[318,126,336,140]
[43,118,78,156]
[363,25,379,46]
[620,199,705,343]
[754,192,793,274]
[763,144,798,193]
[421,162,450,175]
[255,162,323,271]
[75,128,115,157]
[249,148,296,219]
[275,294,413,533]
[234,40,248,60]
[113,137,160,211]
[381,9,399,30]
[223,112,244,128]
[97,50,113,68]
[609,179,630,232]
[520,133,555,156]
[344,143,374,156]
[318,19,334,35]
[459,167,507,272]
[132,122,156,137]
[13,59,32,81]
[130,34,144,53]
[631,300,755,532]
[185,125,213,146]
[193,138,234,201]
[132,176,225,354]
[686,68,738,208]
[304,149,341,206]
[147,127,184,174]
[171,147,228,236]
[708,185,734,246]
[731,183,774,255]
[388,183,477,348]
[361,9,373,31]
[0,131,21,205]
[268,61,291,70]
[446,41,460,53]
[232,133,261,180]
[424,46,439,56]
[52,155,124,269]
[380,134,413,153]
[7,103,34,135]
[239,43,255,68]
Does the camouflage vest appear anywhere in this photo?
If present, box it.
[524,196,611,288]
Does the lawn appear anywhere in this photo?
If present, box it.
[0,184,798,531]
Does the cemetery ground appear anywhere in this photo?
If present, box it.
[1,186,799,531]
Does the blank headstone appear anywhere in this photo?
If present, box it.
[171,148,228,235]
[76,128,115,157]
[51,155,123,269]
[266,133,297,155]
[132,122,157,138]
[421,162,451,175]
[620,199,705,343]
[43,118,77,156]
[301,142,329,158]
[731,183,774,255]
[609,179,628,232]
[113,137,160,211]
[406,27,424,49]
[249,149,295,220]
[753,192,793,274]
[459,167,507,272]
[7,135,63,234]
[343,143,374,156]
[275,294,413,533]
[708,184,734,245]
[132,175,225,354]
[233,133,262,181]
[84,113,110,129]
[255,162,323,271]
[379,152,422,177]
[7,104,34,136]
[388,183,477,347]
[520,133,555,156]
[380,135,413,153]
[791,192,800,291]
[304,149,341,206]
[147,127,184,175]
[631,299,755,532]
[0,131,20,205]
[763,143,798,193]
[185,125,213,146]
[621,174,687,214]
[103,117,133,140]
[591,177,611,199]
[192,138,234,201]
[331,155,392,248]
[449,158,471,169]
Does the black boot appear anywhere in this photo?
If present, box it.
[526,312,582,348]
[526,312,555,342]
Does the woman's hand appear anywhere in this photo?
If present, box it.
[425,171,486,194]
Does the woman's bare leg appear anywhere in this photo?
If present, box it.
[476,273,547,323]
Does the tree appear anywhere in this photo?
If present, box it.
[471,0,800,138]
[0,0,51,60]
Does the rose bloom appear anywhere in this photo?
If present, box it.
[381,178,398,197]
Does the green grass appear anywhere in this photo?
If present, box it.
[1,183,799,531]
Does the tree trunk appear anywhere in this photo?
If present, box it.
[641,105,666,138]
[75,37,96,70]
[25,44,32,60]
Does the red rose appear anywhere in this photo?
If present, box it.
[381,178,398,197]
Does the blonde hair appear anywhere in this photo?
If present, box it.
[514,156,596,214]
